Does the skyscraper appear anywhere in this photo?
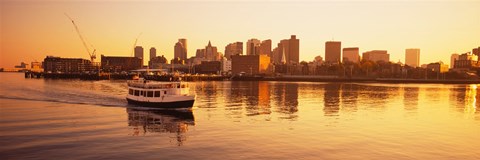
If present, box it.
[325,41,341,64]
[405,48,420,67]
[149,47,156,61]
[272,35,299,65]
[225,42,243,60]
[246,39,261,55]
[196,49,205,58]
[342,47,359,63]
[288,35,299,64]
[134,46,144,66]
[179,38,187,55]
[260,39,272,56]
[174,39,187,61]
[204,41,220,61]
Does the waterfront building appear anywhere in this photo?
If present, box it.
[450,54,459,69]
[148,55,168,69]
[405,48,420,67]
[362,50,390,62]
[427,62,449,73]
[325,41,342,64]
[134,46,144,66]
[342,47,359,63]
[31,61,42,70]
[149,47,156,61]
[246,39,261,55]
[174,39,188,61]
[101,55,142,72]
[454,52,479,69]
[473,47,479,56]
[194,61,222,74]
[231,54,270,75]
[222,58,232,74]
[44,56,95,73]
[224,42,243,60]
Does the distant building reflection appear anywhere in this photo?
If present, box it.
[126,108,195,146]
[449,85,479,114]
[340,84,359,113]
[195,82,218,108]
[403,87,419,111]
[227,81,272,117]
[273,82,299,119]
[324,83,341,116]
[357,85,393,109]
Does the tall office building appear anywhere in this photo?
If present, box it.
[174,39,187,61]
[273,35,299,65]
[325,41,341,64]
[405,48,420,67]
[225,42,243,60]
[271,35,299,65]
[196,49,206,58]
[450,53,459,69]
[342,47,359,63]
[179,38,187,55]
[259,39,272,56]
[197,41,221,61]
[134,46,144,66]
[149,47,156,61]
[362,50,390,62]
[246,39,261,55]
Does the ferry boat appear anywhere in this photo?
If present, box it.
[126,78,195,108]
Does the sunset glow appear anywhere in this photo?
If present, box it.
[1,0,479,68]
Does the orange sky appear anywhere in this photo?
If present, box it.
[1,0,479,68]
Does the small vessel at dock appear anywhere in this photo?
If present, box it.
[126,78,195,108]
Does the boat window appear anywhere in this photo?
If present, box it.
[134,90,139,96]
[147,91,154,97]
[143,91,147,97]
[154,91,160,97]
[164,91,167,95]
[129,89,133,95]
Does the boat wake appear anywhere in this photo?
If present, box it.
[0,95,128,107]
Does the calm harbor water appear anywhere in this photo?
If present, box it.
[0,72,479,159]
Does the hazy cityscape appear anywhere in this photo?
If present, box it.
[1,1,479,160]
[4,35,480,82]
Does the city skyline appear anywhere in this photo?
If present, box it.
[1,0,479,68]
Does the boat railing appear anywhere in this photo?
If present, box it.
[127,80,188,89]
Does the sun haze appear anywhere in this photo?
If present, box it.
[1,0,479,68]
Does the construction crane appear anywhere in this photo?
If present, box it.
[65,13,96,63]
[132,33,142,57]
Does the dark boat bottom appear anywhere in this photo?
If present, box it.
[126,98,194,108]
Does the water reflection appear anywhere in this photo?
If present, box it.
[340,84,359,112]
[273,83,299,120]
[403,87,419,111]
[126,108,195,146]
[195,81,479,122]
[450,85,479,116]
[324,84,341,116]
[357,85,397,109]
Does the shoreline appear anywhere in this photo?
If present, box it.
[11,72,480,84]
